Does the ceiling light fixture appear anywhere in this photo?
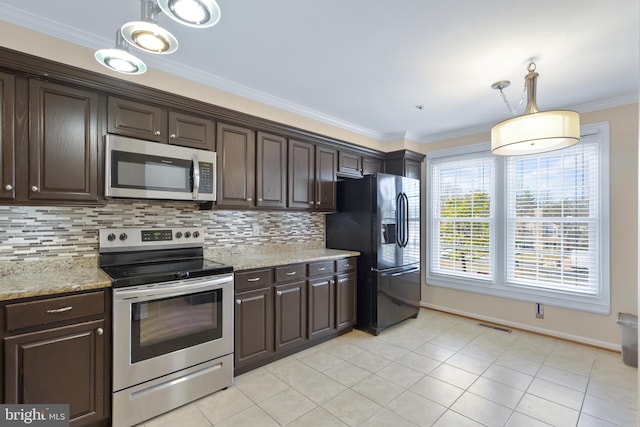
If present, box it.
[157,0,221,28]
[95,30,147,75]
[490,61,580,156]
[121,0,179,54]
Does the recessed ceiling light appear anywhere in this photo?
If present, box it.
[415,104,425,111]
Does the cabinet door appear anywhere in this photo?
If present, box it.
[274,281,306,353]
[168,111,215,150]
[107,97,166,142]
[307,276,335,340]
[216,123,255,207]
[256,132,286,208]
[315,146,337,211]
[29,80,99,202]
[234,287,273,370]
[338,151,362,177]
[4,319,106,426]
[0,72,14,200]
[288,139,315,209]
[336,272,356,331]
[362,157,383,175]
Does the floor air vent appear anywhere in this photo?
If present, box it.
[478,323,512,333]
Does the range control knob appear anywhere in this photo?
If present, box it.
[184,231,191,238]
[193,231,200,238]
[119,233,128,241]
[175,232,183,239]
[107,233,116,242]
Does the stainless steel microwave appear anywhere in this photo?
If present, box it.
[105,134,216,202]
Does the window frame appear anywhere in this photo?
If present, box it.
[425,122,610,314]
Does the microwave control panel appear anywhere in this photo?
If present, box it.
[199,162,214,194]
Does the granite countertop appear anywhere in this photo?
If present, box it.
[0,258,112,301]
[207,248,361,271]
[0,247,360,301]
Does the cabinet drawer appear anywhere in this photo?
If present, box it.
[5,291,105,332]
[235,269,272,291]
[274,264,306,283]
[336,257,356,273]
[307,261,335,277]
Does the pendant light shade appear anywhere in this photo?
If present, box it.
[95,31,147,75]
[121,0,178,54]
[157,0,221,28]
[491,63,580,156]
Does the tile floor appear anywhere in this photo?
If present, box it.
[136,308,638,426]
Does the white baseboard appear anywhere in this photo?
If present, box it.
[420,302,620,352]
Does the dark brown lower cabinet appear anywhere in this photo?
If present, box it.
[307,276,335,340]
[336,272,356,331]
[5,320,105,426]
[274,281,307,352]
[1,290,110,427]
[234,287,274,369]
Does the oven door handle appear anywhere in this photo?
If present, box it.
[114,275,232,301]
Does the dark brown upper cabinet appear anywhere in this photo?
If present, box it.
[216,123,256,208]
[28,80,100,203]
[256,132,287,209]
[288,140,336,211]
[385,149,425,180]
[108,97,214,150]
[338,150,383,178]
[0,71,15,201]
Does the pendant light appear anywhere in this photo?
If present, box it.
[95,30,147,75]
[491,62,580,156]
[157,0,221,28]
[121,0,179,54]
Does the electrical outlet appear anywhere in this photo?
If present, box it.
[252,224,260,236]
[536,303,544,319]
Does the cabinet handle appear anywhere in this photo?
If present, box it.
[46,306,72,314]
[344,263,350,267]
[4,184,12,191]
[276,291,282,296]
[154,130,161,136]
[31,186,39,192]
[169,133,176,138]
[247,198,252,202]
[285,271,297,276]
[247,277,260,282]
[96,327,104,335]
[317,267,326,271]
[235,299,242,305]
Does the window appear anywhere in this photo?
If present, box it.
[426,123,610,313]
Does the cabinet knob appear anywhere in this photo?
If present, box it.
[308,201,314,205]
[154,130,161,136]
[276,291,282,296]
[258,198,263,202]
[330,279,335,285]
[31,186,39,192]
[235,299,242,305]
[169,133,176,139]
[247,198,252,202]
[96,328,104,335]
[4,184,12,191]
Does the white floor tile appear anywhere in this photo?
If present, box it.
[409,375,465,407]
[293,373,348,405]
[581,394,638,426]
[321,389,382,426]
[286,406,347,427]
[375,361,425,388]
[214,405,279,427]
[451,392,513,427]
[258,387,317,425]
[351,374,406,406]
[429,363,479,389]
[515,393,580,427]
[323,360,372,387]
[467,377,525,409]
[387,390,447,427]
[527,377,585,410]
[432,410,484,427]
[360,408,418,427]
[482,364,534,391]
[195,387,254,424]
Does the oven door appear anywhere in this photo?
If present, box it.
[112,273,233,392]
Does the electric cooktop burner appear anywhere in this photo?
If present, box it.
[98,227,233,288]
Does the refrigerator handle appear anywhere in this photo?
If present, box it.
[395,193,403,246]
[381,266,419,277]
[402,192,410,248]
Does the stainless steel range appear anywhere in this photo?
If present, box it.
[99,227,233,427]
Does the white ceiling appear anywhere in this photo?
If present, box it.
[1,0,638,144]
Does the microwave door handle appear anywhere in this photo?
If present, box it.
[192,154,200,200]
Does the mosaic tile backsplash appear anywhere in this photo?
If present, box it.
[0,201,325,263]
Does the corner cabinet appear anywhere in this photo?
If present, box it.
[384,149,425,180]
[234,257,357,375]
[28,80,100,203]
[1,290,111,427]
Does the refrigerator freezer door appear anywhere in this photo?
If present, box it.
[369,264,421,335]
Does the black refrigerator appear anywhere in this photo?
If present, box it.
[326,173,421,335]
